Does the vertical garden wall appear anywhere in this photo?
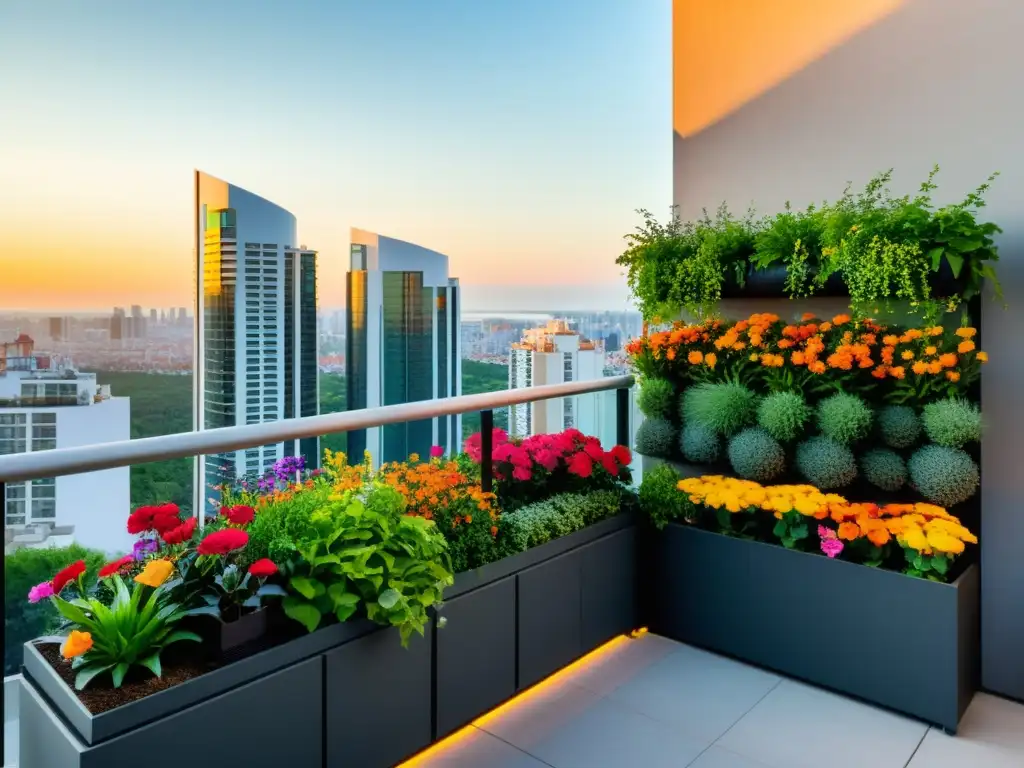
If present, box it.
[670,0,1024,701]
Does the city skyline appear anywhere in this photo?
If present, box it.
[0,0,669,314]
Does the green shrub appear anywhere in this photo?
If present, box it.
[637,378,676,420]
[795,436,858,489]
[908,445,980,507]
[680,423,721,464]
[757,391,812,442]
[816,393,873,445]
[4,545,107,676]
[635,417,678,458]
[500,491,622,551]
[728,428,786,482]
[681,382,759,436]
[877,405,922,449]
[922,398,983,448]
[639,463,688,530]
[860,449,907,492]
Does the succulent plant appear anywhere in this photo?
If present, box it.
[908,445,980,507]
[795,436,858,489]
[816,393,873,445]
[634,417,677,458]
[757,391,812,442]
[860,449,907,492]
[921,398,983,448]
[637,378,676,420]
[877,405,922,450]
[728,428,786,483]
[680,423,721,464]
[681,382,759,437]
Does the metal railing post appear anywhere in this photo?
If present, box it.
[480,409,494,494]
[616,387,630,448]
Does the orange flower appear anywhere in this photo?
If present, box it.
[867,526,891,547]
[688,350,703,365]
[871,366,888,379]
[926,326,944,336]
[924,345,937,356]
[705,352,717,369]
[912,361,928,375]
[881,347,895,365]
[778,339,794,349]
[946,371,961,382]
[809,361,827,375]
[62,630,93,659]
[801,312,816,321]
[838,522,861,541]
[819,322,832,332]
[902,329,923,341]
[889,366,906,379]
[938,353,957,368]
[901,350,914,361]
[832,314,851,325]
[977,351,989,363]
[791,351,805,365]
[958,340,976,354]
[955,327,976,338]
[927,361,943,375]
[882,335,900,346]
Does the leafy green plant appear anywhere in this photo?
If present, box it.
[277,483,454,645]
[727,428,786,483]
[680,423,721,464]
[757,391,812,442]
[816,393,873,445]
[921,398,983,448]
[52,574,201,690]
[908,445,980,507]
[877,405,923,449]
[637,377,676,419]
[639,463,690,530]
[860,449,908,492]
[499,491,622,550]
[634,417,678,458]
[681,382,759,437]
[795,436,858,489]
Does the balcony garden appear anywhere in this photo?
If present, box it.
[16,428,638,767]
[625,166,998,736]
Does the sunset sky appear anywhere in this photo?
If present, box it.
[0,0,670,313]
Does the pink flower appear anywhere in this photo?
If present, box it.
[820,538,844,559]
[429,445,444,459]
[817,525,836,540]
[28,581,54,604]
[512,465,532,481]
[533,448,559,472]
[509,446,532,468]
[493,443,516,463]
[567,452,593,478]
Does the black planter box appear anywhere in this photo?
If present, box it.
[649,523,979,733]
[433,514,637,738]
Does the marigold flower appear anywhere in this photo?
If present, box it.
[197,528,250,556]
[977,351,989,363]
[135,559,175,588]
[801,313,816,321]
[248,559,279,578]
[946,371,961,382]
[819,322,832,332]
[791,351,805,365]
[938,353,957,368]
[809,361,827,375]
[955,327,976,338]
[912,361,928,375]
[901,350,914,360]
[926,326,944,336]
[924,345,937,356]
[62,630,93,660]
[687,350,703,365]
[705,352,717,369]
[927,361,943,375]
[832,314,851,326]
[51,560,86,594]
[889,366,905,379]
[958,340,976,354]
[882,335,900,346]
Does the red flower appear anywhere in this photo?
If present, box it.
[220,505,255,526]
[161,517,198,546]
[248,559,278,578]
[512,465,532,481]
[583,440,605,461]
[599,451,619,476]
[197,528,249,556]
[127,503,182,534]
[51,560,86,594]
[98,555,135,579]
[610,445,632,466]
[567,452,593,478]
[533,448,559,472]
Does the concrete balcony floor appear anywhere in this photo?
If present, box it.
[412,633,1024,768]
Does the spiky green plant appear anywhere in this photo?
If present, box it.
[637,378,676,420]
[816,393,873,445]
[680,423,721,464]
[877,405,922,449]
[757,391,812,442]
[908,445,980,507]
[681,382,759,436]
[921,398,983,448]
[860,449,907,492]
[728,428,786,482]
[634,417,677,458]
[795,436,858,489]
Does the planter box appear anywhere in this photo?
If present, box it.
[434,514,637,737]
[649,523,979,733]
[718,262,966,300]
[640,454,706,479]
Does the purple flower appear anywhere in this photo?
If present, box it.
[132,537,159,562]
[820,538,844,559]
[28,581,54,604]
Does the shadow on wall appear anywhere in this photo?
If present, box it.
[671,0,1024,702]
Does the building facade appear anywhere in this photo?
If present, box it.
[1,336,130,554]
[508,320,605,439]
[346,229,460,466]
[194,171,319,509]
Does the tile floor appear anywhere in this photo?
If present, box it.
[410,633,1024,768]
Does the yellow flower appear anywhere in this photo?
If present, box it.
[749,352,759,362]
[135,559,175,588]
[924,346,937,356]
[958,340,975,354]
[900,525,930,553]
[977,351,989,363]
[901,350,914,361]
[955,327,976,338]
[62,630,93,659]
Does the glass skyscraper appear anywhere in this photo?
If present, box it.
[193,171,319,511]
[346,229,461,466]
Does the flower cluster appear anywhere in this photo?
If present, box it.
[467,428,632,483]
[627,313,987,404]
[676,475,977,577]
[376,455,497,533]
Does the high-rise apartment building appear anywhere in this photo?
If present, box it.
[194,171,319,510]
[508,320,605,439]
[1,336,130,554]
[346,229,460,466]
[48,317,70,342]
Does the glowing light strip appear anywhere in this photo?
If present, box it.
[398,630,647,766]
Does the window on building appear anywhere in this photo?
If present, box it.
[31,499,56,520]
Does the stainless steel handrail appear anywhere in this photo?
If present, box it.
[0,375,634,483]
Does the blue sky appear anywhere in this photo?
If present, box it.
[0,0,670,311]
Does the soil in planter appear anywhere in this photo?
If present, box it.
[37,642,222,714]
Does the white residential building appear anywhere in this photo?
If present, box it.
[194,171,319,512]
[508,320,606,440]
[1,335,131,555]
[346,229,461,467]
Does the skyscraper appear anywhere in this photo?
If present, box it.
[346,229,460,466]
[193,171,319,510]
